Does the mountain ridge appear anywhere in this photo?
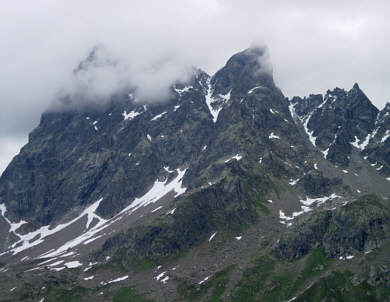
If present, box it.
[0,46,389,301]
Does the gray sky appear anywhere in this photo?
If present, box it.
[1,0,390,173]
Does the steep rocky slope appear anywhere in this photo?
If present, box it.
[0,47,389,301]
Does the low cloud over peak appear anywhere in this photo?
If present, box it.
[1,0,390,173]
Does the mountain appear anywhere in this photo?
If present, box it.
[0,47,390,302]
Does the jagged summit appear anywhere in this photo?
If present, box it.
[73,44,116,75]
[211,46,276,97]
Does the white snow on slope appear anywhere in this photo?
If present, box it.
[174,86,192,96]
[102,275,128,285]
[155,271,167,281]
[300,193,340,206]
[303,113,316,146]
[64,261,82,268]
[151,112,167,121]
[122,110,141,121]
[382,130,390,143]
[151,206,163,213]
[289,179,299,186]
[199,275,211,284]
[248,86,263,94]
[352,128,380,150]
[225,154,242,163]
[48,260,64,267]
[204,79,231,123]
[269,132,280,139]
[322,148,329,159]
[44,169,187,258]
[288,103,298,124]
[279,205,312,223]
[166,208,176,215]
[280,194,340,225]
[2,198,105,256]
[0,204,27,234]
[208,232,217,242]
[3,169,187,259]
[161,276,169,284]
[219,90,231,101]
[118,168,187,215]
[84,198,106,229]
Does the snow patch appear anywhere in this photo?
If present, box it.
[248,86,263,94]
[118,168,187,216]
[102,275,128,285]
[199,275,211,284]
[174,86,193,96]
[64,261,82,269]
[166,208,176,215]
[2,198,105,256]
[151,112,167,121]
[122,110,141,121]
[300,193,340,206]
[208,232,217,242]
[151,206,163,213]
[352,129,379,150]
[269,132,280,139]
[0,204,27,234]
[280,194,340,224]
[303,113,316,146]
[4,169,187,258]
[225,154,242,163]
[381,130,390,143]
[204,79,230,123]
[322,148,329,159]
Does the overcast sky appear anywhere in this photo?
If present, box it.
[1,0,390,174]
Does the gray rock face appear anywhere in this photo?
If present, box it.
[291,84,380,167]
[0,46,307,233]
[0,46,390,302]
[363,102,390,175]
[278,194,390,259]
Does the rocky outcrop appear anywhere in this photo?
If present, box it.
[278,194,390,259]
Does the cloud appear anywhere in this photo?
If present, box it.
[1,0,390,173]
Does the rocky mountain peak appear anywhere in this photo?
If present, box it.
[211,46,276,97]
[73,44,116,75]
[1,47,390,302]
